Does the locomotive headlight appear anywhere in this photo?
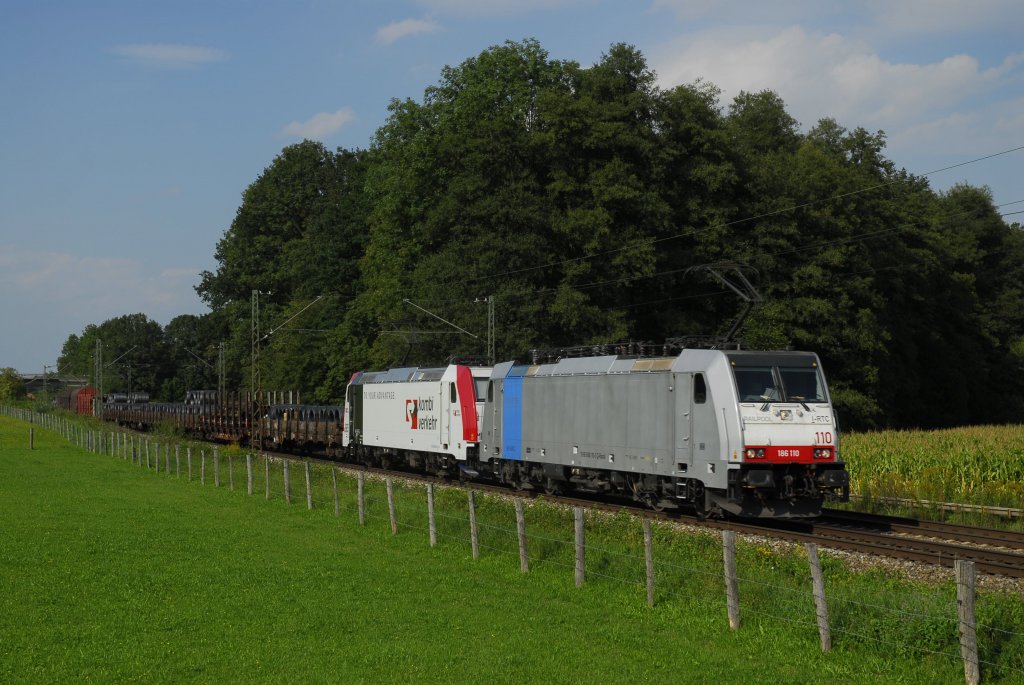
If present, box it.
[813,448,832,460]
[744,448,766,460]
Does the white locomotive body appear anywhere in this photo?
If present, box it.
[343,364,491,468]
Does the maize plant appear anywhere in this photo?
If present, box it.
[842,425,1024,508]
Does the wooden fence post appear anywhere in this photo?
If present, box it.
[305,461,313,510]
[229,454,235,491]
[332,467,339,516]
[357,472,365,526]
[575,507,585,587]
[175,445,180,478]
[283,459,291,504]
[386,479,397,534]
[187,447,193,480]
[956,560,980,685]
[805,543,831,652]
[644,518,655,607]
[265,455,270,500]
[29,428,33,450]
[146,440,151,469]
[164,444,169,473]
[515,498,528,573]
[201,450,206,485]
[153,441,159,472]
[427,484,437,547]
[469,490,479,560]
[723,530,740,630]
[246,454,253,495]
[213,447,220,487]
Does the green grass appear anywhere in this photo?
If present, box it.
[2,413,1022,683]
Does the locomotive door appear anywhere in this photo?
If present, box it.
[348,384,363,444]
[690,372,721,472]
[441,382,454,448]
[673,373,693,469]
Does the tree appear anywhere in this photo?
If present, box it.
[196,141,371,399]
[58,314,172,398]
[343,40,673,374]
[54,39,1024,429]
[0,368,26,401]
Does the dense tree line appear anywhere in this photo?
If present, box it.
[57,40,1024,430]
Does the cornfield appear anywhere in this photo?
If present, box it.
[841,425,1024,507]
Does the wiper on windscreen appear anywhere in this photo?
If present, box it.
[790,395,811,411]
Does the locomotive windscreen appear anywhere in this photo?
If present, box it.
[728,353,828,404]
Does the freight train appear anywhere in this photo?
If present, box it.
[100,347,849,518]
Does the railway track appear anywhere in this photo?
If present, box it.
[286,451,1024,579]
[714,510,1024,578]
[96,425,1021,581]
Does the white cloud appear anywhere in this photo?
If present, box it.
[651,23,1024,202]
[374,17,441,45]
[415,0,581,16]
[0,248,205,322]
[650,1,1024,35]
[652,26,1021,131]
[110,43,228,68]
[0,248,210,372]
[651,0,821,23]
[865,0,1024,35]
[280,108,356,140]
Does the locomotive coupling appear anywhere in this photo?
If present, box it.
[741,469,775,489]
[817,468,849,488]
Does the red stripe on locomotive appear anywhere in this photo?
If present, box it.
[455,365,479,442]
[744,445,835,464]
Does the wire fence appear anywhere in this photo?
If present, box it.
[4,405,1024,684]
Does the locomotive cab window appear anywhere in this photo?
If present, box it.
[779,367,827,403]
[450,382,457,403]
[734,366,780,402]
[732,360,828,404]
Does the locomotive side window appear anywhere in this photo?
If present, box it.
[450,382,457,403]
[694,373,707,404]
[487,380,493,402]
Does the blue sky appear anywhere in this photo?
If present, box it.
[1,0,1022,374]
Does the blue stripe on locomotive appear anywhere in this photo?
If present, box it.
[501,365,529,460]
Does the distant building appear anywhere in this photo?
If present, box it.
[20,373,88,397]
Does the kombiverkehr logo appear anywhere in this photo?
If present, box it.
[405,397,438,431]
[405,399,418,429]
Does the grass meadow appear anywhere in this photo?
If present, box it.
[1,413,1023,683]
